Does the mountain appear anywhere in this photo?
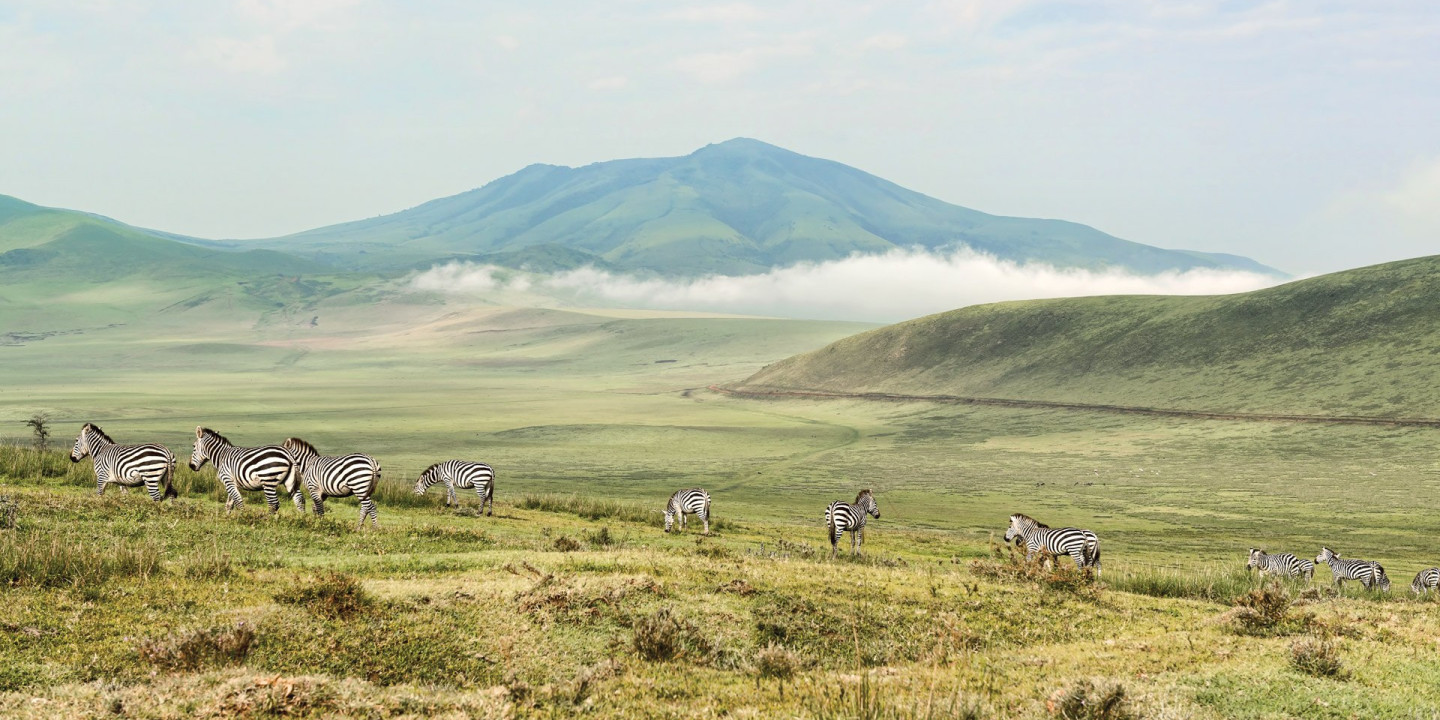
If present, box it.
[257,139,1281,277]
[736,255,1440,418]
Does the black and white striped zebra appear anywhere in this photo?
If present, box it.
[282,438,381,529]
[413,460,494,515]
[1315,547,1390,592]
[825,489,880,558]
[189,427,301,514]
[664,488,711,534]
[70,423,176,501]
[1004,513,1101,573]
[1246,548,1314,582]
[1411,567,1440,595]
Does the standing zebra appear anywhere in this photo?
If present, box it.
[825,489,880,558]
[413,460,494,515]
[282,438,381,529]
[1004,513,1101,573]
[189,427,301,514]
[1246,548,1315,582]
[1411,567,1440,595]
[664,488,711,534]
[70,423,177,501]
[1315,547,1390,592]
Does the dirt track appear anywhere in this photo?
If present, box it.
[708,385,1440,428]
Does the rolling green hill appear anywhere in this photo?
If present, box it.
[255,139,1281,276]
[738,255,1440,417]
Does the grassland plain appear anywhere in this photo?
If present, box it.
[5,303,1440,717]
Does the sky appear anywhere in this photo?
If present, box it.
[2,1,1438,276]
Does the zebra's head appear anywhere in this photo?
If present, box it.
[856,489,879,519]
[664,508,675,532]
[70,423,95,462]
[414,463,442,496]
[1246,548,1265,571]
[190,426,220,471]
[1316,547,1337,564]
[282,437,319,464]
[1005,513,1037,544]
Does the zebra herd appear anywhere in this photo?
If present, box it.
[1248,547,1440,595]
[70,424,493,529]
[64,424,1440,590]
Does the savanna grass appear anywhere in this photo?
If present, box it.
[0,529,162,587]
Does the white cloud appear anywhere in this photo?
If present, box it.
[494,34,521,50]
[588,75,629,91]
[410,249,1282,323]
[859,32,909,51]
[1382,156,1440,233]
[674,43,811,84]
[234,0,359,32]
[195,34,286,74]
[667,4,766,24]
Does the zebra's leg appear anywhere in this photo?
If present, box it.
[263,485,281,515]
[857,526,865,555]
[359,496,378,529]
[446,481,457,508]
[144,477,163,502]
[96,475,107,496]
[702,508,710,536]
[486,491,493,517]
[291,488,307,514]
[1071,548,1086,570]
[313,495,326,517]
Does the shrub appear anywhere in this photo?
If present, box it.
[1046,680,1135,720]
[1290,637,1347,678]
[274,571,372,619]
[632,607,712,662]
[1230,581,1311,636]
[137,622,255,671]
[183,542,234,581]
[0,495,16,530]
[970,542,1098,598]
[553,536,582,552]
[753,643,798,699]
[585,526,618,549]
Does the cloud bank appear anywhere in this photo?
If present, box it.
[410,248,1284,323]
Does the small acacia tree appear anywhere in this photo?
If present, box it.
[24,413,51,452]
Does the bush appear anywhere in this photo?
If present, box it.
[1046,680,1135,720]
[970,542,1098,598]
[137,622,256,671]
[274,571,372,619]
[0,495,16,530]
[184,542,235,581]
[753,643,798,699]
[1290,637,1347,678]
[1230,581,1311,636]
[585,526,619,549]
[632,607,712,663]
[553,536,582,552]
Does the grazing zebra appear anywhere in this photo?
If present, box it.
[189,427,301,514]
[413,460,494,515]
[1315,547,1390,592]
[664,488,711,534]
[1004,513,1101,573]
[1246,548,1315,582]
[1410,567,1440,595]
[282,438,381,529]
[825,489,880,558]
[69,423,177,501]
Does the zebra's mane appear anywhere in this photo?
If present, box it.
[198,427,233,446]
[85,423,115,445]
[1010,513,1049,528]
[419,462,444,477]
[284,437,319,456]
[854,488,873,503]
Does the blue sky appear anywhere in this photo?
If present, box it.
[1,1,1437,274]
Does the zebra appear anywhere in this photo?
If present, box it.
[1004,513,1101,573]
[1246,548,1315,582]
[282,438,381,529]
[664,488,711,534]
[69,423,177,501]
[1315,547,1390,592]
[1410,567,1440,595]
[825,489,880,558]
[189,427,302,514]
[413,460,494,515]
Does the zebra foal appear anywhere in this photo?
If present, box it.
[414,460,495,515]
[664,488,711,534]
[282,438,381,529]
[70,423,176,501]
[825,489,880,558]
[189,427,301,514]
[1004,513,1101,573]
[1315,547,1390,592]
[1246,548,1314,582]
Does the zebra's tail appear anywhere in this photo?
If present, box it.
[826,508,836,554]
[162,455,179,500]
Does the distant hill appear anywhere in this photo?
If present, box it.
[737,256,1440,417]
[256,139,1282,277]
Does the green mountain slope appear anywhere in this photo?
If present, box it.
[260,139,1280,276]
[737,255,1440,417]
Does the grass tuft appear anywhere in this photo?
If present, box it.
[0,530,162,587]
[1289,636,1347,679]
[970,542,1098,597]
[1229,581,1312,636]
[632,606,713,663]
[1046,679,1135,720]
[274,571,372,620]
[137,622,256,671]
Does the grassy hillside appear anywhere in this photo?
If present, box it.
[256,139,1279,276]
[739,255,1440,417]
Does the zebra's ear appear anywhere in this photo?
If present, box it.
[195,426,203,438]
